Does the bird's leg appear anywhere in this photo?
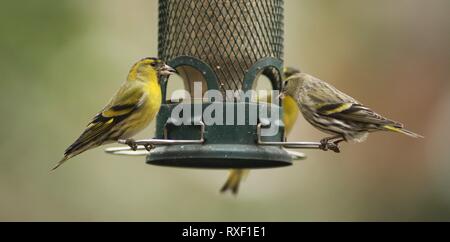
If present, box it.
[144,144,155,152]
[327,143,341,153]
[333,138,346,145]
[319,135,342,152]
[328,136,346,153]
[125,138,138,151]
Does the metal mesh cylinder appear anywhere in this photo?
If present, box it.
[158,0,284,92]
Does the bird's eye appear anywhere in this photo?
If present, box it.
[150,62,157,67]
[283,80,289,87]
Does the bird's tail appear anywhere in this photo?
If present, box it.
[51,139,97,171]
[51,156,71,171]
[220,169,249,195]
[384,125,424,138]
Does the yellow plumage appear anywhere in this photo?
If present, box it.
[52,57,175,170]
[282,95,300,135]
[383,125,423,138]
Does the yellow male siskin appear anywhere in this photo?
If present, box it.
[52,57,175,170]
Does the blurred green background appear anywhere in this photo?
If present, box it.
[1,0,449,221]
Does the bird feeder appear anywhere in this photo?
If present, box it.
[106,0,331,169]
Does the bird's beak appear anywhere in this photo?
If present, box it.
[160,64,177,76]
[278,92,285,100]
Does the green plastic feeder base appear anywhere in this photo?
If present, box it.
[148,101,292,169]
[146,144,292,169]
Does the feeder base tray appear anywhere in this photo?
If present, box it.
[146,144,292,169]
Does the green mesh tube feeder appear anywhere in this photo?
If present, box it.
[106,0,328,169]
[153,0,289,169]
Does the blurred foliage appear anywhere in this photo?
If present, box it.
[0,0,449,221]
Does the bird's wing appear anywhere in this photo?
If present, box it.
[64,84,147,155]
[88,83,147,131]
[317,103,401,127]
[101,82,147,118]
[307,78,360,104]
[305,77,400,126]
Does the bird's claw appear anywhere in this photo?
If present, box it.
[319,139,341,153]
[125,139,138,151]
[319,139,330,151]
[144,144,154,152]
[328,142,341,153]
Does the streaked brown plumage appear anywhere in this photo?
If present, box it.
[282,72,423,151]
